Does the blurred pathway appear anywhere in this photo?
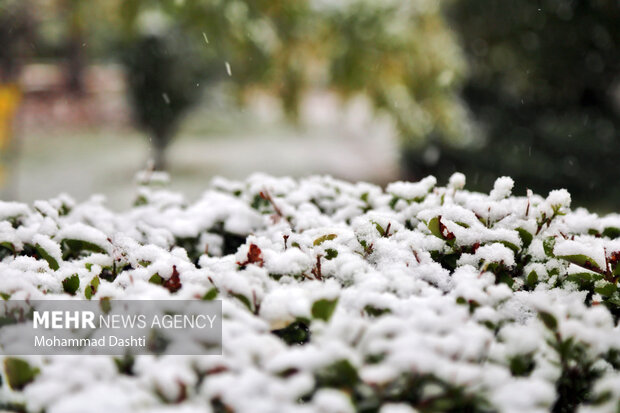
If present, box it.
[13,121,399,209]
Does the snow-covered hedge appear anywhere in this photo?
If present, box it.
[1,173,620,413]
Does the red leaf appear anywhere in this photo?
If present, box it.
[237,244,264,267]
[164,266,182,293]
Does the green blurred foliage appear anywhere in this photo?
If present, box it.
[115,0,471,146]
[23,0,469,158]
[412,0,620,209]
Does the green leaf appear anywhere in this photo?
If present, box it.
[100,297,111,314]
[133,195,148,207]
[389,196,399,209]
[61,239,107,260]
[313,234,337,246]
[607,295,620,306]
[595,282,617,297]
[526,271,538,288]
[566,272,602,288]
[499,240,520,253]
[84,277,100,300]
[364,305,390,317]
[557,254,602,272]
[311,298,338,322]
[314,359,359,389]
[202,287,218,301]
[231,293,253,312]
[538,311,558,331]
[272,319,311,345]
[251,194,270,211]
[427,217,442,239]
[325,248,338,260]
[516,228,533,249]
[495,270,515,288]
[62,274,80,295]
[602,227,620,239]
[35,243,59,271]
[543,237,556,257]
[3,358,40,390]
[0,241,15,253]
[113,354,135,376]
[149,273,164,285]
[509,354,535,377]
[373,222,386,236]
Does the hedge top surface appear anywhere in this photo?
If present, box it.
[1,172,620,413]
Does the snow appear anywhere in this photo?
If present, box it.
[0,201,30,222]
[386,176,436,201]
[489,176,514,200]
[0,173,619,412]
[553,238,606,270]
[447,172,465,190]
[546,188,571,209]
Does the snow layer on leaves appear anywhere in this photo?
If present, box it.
[0,173,619,413]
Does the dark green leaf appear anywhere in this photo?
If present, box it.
[62,274,80,295]
[499,240,520,253]
[517,228,533,248]
[272,319,311,345]
[325,248,338,260]
[510,354,535,376]
[35,244,59,271]
[539,311,558,331]
[0,241,15,253]
[594,282,616,297]
[364,305,390,317]
[61,239,107,260]
[526,271,538,288]
[314,359,359,389]
[602,227,620,239]
[3,358,39,390]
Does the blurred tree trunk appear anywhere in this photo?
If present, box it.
[65,31,85,95]
[64,0,86,95]
[152,132,170,171]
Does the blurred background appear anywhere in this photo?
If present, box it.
[0,0,618,210]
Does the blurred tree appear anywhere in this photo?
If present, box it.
[121,26,211,170]
[320,0,475,150]
[421,0,620,208]
[114,0,470,171]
